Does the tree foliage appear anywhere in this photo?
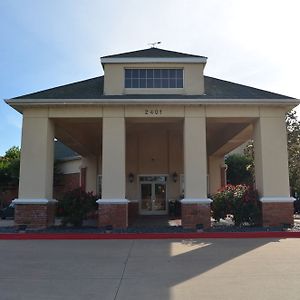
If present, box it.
[225,152,254,185]
[0,146,20,187]
[286,111,300,196]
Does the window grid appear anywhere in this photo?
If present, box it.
[125,68,183,89]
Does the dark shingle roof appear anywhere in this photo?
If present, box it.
[12,75,293,100]
[203,76,292,99]
[54,141,79,160]
[14,76,104,100]
[101,48,206,59]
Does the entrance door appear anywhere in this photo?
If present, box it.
[140,176,167,215]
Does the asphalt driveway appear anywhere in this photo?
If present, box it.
[0,238,299,299]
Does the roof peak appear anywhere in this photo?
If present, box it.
[101,47,207,59]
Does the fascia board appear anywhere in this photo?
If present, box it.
[5,98,300,106]
[101,57,207,64]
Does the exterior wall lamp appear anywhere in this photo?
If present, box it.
[128,172,134,183]
[172,172,178,183]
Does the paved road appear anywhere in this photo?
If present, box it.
[0,238,299,299]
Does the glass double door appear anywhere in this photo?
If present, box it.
[140,176,167,215]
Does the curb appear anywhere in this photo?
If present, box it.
[1,231,300,240]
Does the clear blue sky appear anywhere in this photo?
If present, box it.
[1,0,300,155]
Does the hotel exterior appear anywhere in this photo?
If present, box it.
[6,48,299,229]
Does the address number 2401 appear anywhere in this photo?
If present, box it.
[145,109,162,116]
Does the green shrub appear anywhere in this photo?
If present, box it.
[59,188,97,226]
[212,184,261,226]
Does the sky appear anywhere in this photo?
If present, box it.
[1,0,300,155]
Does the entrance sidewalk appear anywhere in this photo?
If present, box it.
[0,238,299,299]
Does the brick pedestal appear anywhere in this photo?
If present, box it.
[128,201,139,225]
[261,198,294,227]
[97,199,128,229]
[181,199,212,229]
[13,199,56,228]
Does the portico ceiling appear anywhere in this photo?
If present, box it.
[54,118,102,157]
[206,118,255,156]
[54,117,255,158]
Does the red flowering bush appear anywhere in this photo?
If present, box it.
[212,184,261,226]
[59,188,97,226]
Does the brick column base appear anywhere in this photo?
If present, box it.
[97,199,128,229]
[128,201,139,225]
[13,200,56,228]
[261,199,294,227]
[181,199,212,229]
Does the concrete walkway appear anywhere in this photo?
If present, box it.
[0,238,299,299]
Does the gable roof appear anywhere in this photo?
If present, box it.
[101,48,207,59]
[10,75,294,100]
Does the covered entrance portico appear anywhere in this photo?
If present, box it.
[11,104,295,229]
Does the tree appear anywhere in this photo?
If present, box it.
[225,153,254,185]
[0,146,20,187]
[286,111,300,197]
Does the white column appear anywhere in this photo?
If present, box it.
[18,114,54,200]
[183,116,210,202]
[101,116,126,199]
[253,109,294,227]
[254,113,291,199]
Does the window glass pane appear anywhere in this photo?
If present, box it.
[125,68,183,88]
[169,69,176,78]
[132,79,139,88]
[154,79,161,88]
[177,69,183,78]
[125,69,132,79]
[140,79,146,88]
[154,69,161,78]
[132,69,139,78]
[170,79,176,88]
[147,78,154,88]
[177,79,183,88]
[161,69,169,78]
[140,69,146,78]
[147,69,154,78]
[162,79,168,88]
[125,78,131,88]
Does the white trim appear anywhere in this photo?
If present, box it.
[6,98,299,106]
[128,199,139,203]
[96,199,129,205]
[101,57,207,64]
[12,199,58,205]
[259,196,295,203]
[181,198,213,204]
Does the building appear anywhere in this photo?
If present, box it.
[5,47,299,229]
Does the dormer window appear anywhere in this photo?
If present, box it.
[124,68,183,89]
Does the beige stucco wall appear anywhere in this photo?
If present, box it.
[82,156,98,193]
[125,126,183,201]
[58,159,81,175]
[103,63,205,95]
[208,156,224,195]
